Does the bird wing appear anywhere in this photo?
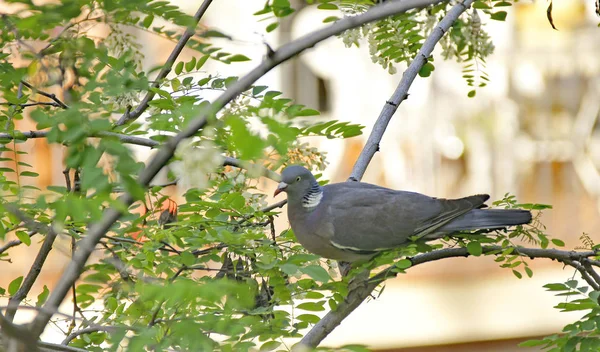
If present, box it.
[322,182,487,252]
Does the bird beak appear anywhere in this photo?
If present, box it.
[274,182,288,197]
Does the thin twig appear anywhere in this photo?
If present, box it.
[114,0,214,126]
[20,80,69,109]
[0,231,38,255]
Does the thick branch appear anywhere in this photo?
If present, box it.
[301,245,599,347]
[349,0,471,182]
[114,0,213,126]
[28,0,445,338]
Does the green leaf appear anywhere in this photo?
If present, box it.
[323,16,339,23]
[296,301,325,311]
[296,314,320,324]
[266,22,279,32]
[395,259,412,269]
[473,1,491,9]
[551,238,565,247]
[15,230,31,246]
[490,11,508,21]
[260,341,281,351]
[20,171,39,177]
[524,266,533,278]
[36,285,49,306]
[252,86,268,95]
[317,3,338,10]
[467,242,482,256]
[544,283,568,291]
[228,54,251,62]
[512,270,522,279]
[142,14,154,28]
[418,62,435,77]
[519,339,547,347]
[467,90,476,98]
[196,55,209,70]
[300,265,331,283]
[175,61,184,75]
[8,276,23,295]
[185,57,196,72]
[566,279,578,288]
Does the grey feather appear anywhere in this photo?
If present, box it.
[276,166,532,262]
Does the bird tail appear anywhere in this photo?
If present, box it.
[440,209,532,232]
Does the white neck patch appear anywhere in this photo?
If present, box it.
[302,191,323,208]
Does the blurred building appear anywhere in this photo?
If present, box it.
[2,0,600,350]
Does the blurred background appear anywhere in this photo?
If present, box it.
[2,0,600,350]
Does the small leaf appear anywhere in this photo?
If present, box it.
[300,265,331,283]
[323,16,339,23]
[296,314,320,324]
[20,171,39,177]
[490,11,507,21]
[524,266,533,278]
[467,90,476,98]
[142,14,154,28]
[395,259,412,269]
[175,61,184,75]
[467,242,483,256]
[266,22,279,33]
[566,279,578,288]
[196,55,209,70]
[228,54,251,62]
[36,285,49,306]
[297,302,325,311]
[260,341,281,351]
[185,57,196,72]
[551,238,565,247]
[512,270,522,279]
[8,276,23,295]
[418,62,435,77]
[15,231,31,246]
[317,3,338,9]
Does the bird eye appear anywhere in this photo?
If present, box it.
[295,176,301,182]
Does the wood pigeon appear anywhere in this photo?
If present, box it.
[274,165,532,262]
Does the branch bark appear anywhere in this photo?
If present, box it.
[28,0,441,338]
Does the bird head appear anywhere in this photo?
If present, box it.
[274,165,316,198]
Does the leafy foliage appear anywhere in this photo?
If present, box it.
[520,279,600,351]
[0,0,596,351]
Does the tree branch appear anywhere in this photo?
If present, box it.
[301,0,476,347]
[27,0,445,338]
[114,0,214,126]
[19,80,69,109]
[301,245,600,348]
[0,230,37,255]
[3,207,59,322]
[349,0,471,182]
